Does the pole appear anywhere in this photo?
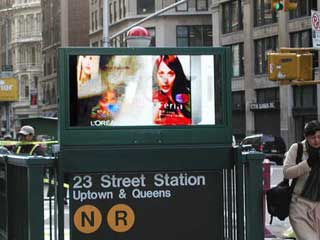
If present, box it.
[4,13,10,134]
[103,0,109,47]
[109,0,188,41]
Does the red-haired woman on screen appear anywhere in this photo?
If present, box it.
[152,55,191,125]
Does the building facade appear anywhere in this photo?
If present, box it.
[89,0,212,47]
[0,0,42,135]
[41,0,89,118]
[11,0,42,122]
[212,0,319,146]
[0,0,13,136]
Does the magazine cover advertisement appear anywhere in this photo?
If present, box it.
[71,54,215,127]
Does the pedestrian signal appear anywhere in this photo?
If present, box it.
[268,53,312,82]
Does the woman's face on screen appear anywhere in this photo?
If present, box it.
[82,56,94,76]
[157,61,176,94]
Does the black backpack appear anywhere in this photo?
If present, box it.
[266,142,303,224]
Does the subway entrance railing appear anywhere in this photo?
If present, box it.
[0,149,263,240]
[0,154,56,240]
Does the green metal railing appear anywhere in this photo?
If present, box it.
[0,154,56,240]
[222,148,264,240]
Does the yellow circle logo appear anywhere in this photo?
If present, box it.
[73,205,102,234]
[107,204,135,232]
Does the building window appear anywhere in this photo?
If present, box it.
[290,29,318,67]
[119,0,122,19]
[176,25,212,47]
[109,2,112,23]
[225,43,244,77]
[137,0,155,14]
[92,41,99,47]
[293,85,317,108]
[290,0,316,19]
[254,0,277,26]
[176,0,188,11]
[91,12,94,30]
[123,0,126,17]
[222,0,243,34]
[95,10,98,30]
[196,0,208,11]
[146,27,156,47]
[254,36,277,74]
[232,91,245,111]
[114,1,117,22]
[21,75,29,98]
[100,7,103,28]
[256,87,279,104]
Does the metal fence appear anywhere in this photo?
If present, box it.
[0,154,56,240]
[223,149,264,240]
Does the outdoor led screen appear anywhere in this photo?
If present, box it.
[69,54,222,127]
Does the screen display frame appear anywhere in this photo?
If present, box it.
[58,47,232,146]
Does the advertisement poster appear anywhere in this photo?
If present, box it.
[70,55,215,127]
[0,78,19,101]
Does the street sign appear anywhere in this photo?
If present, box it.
[311,10,320,49]
[0,77,18,101]
[70,171,223,240]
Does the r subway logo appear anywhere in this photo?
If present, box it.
[73,204,135,234]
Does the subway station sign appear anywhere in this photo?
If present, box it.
[70,171,223,240]
[0,78,18,101]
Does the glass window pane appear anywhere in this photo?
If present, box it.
[176,0,188,11]
[301,31,310,47]
[222,4,230,33]
[177,26,188,37]
[189,26,202,46]
[232,45,240,77]
[146,27,156,47]
[255,0,262,26]
[231,1,239,31]
[264,0,273,24]
[255,40,263,74]
[177,38,188,47]
[196,0,208,11]
[137,0,155,14]
[303,86,316,107]
[290,32,299,47]
[203,25,212,46]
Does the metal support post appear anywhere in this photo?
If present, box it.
[103,0,109,47]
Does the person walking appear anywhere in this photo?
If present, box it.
[283,120,320,240]
[14,125,45,156]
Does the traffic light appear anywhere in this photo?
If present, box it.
[268,52,313,82]
[284,0,297,11]
[271,0,283,11]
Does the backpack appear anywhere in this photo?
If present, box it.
[266,142,303,224]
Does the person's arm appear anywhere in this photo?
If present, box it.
[283,143,311,179]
